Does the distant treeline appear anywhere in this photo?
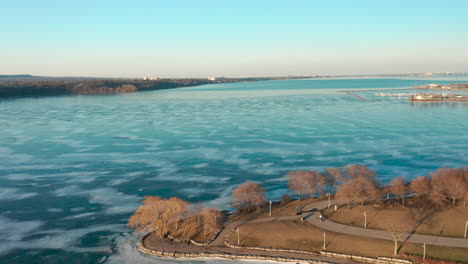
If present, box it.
[0,77,284,98]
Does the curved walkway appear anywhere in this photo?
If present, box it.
[212,199,468,249]
[302,200,468,248]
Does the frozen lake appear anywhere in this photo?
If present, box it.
[0,77,467,263]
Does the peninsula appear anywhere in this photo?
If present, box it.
[129,165,468,264]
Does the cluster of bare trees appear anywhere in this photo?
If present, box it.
[128,165,466,244]
[287,170,326,200]
[128,196,221,242]
[128,181,267,242]
[231,181,265,212]
[428,167,468,206]
[384,167,467,207]
[287,164,468,208]
[285,165,380,208]
[333,164,380,208]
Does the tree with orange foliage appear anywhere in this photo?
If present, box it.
[128,196,189,238]
[390,177,407,205]
[232,181,265,212]
[409,176,431,198]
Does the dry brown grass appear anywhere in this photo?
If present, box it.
[323,203,468,238]
[230,220,468,263]
[231,197,324,221]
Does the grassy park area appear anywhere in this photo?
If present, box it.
[230,197,322,221]
[230,219,468,263]
[323,201,468,238]
[130,165,468,264]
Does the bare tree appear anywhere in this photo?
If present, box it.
[409,176,431,198]
[463,191,468,208]
[336,180,354,209]
[287,171,312,200]
[390,177,407,205]
[448,179,468,206]
[200,207,222,237]
[310,170,327,197]
[167,197,191,232]
[430,168,467,206]
[382,185,391,200]
[325,167,345,194]
[232,181,265,212]
[336,177,379,208]
[345,164,376,182]
[387,224,412,255]
[462,166,468,182]
[177,209,200,243]
[128,196,189,239]
[287,170,326,199]
[354,177,380,205]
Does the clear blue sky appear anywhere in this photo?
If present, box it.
[1,0,468,78]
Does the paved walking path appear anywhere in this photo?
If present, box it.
[303,200,468,248]
[212,199,468,249]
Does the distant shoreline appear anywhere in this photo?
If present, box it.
[0,77,310,99]
[2,76,468,99]
[0,78,259,99]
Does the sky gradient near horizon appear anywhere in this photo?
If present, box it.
[1,0,468,78]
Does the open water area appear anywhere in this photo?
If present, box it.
[0,77,467,263]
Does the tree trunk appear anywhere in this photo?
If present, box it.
[347,201,350,209]
[394,239,398,255]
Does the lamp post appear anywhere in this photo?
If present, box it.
[423,243,426,260]
[464,220,468,239]
[269,200,272,217]
[237,227,240,245]
[323,232,326,250]
[364,211,367,228]
[327,193,331,209]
